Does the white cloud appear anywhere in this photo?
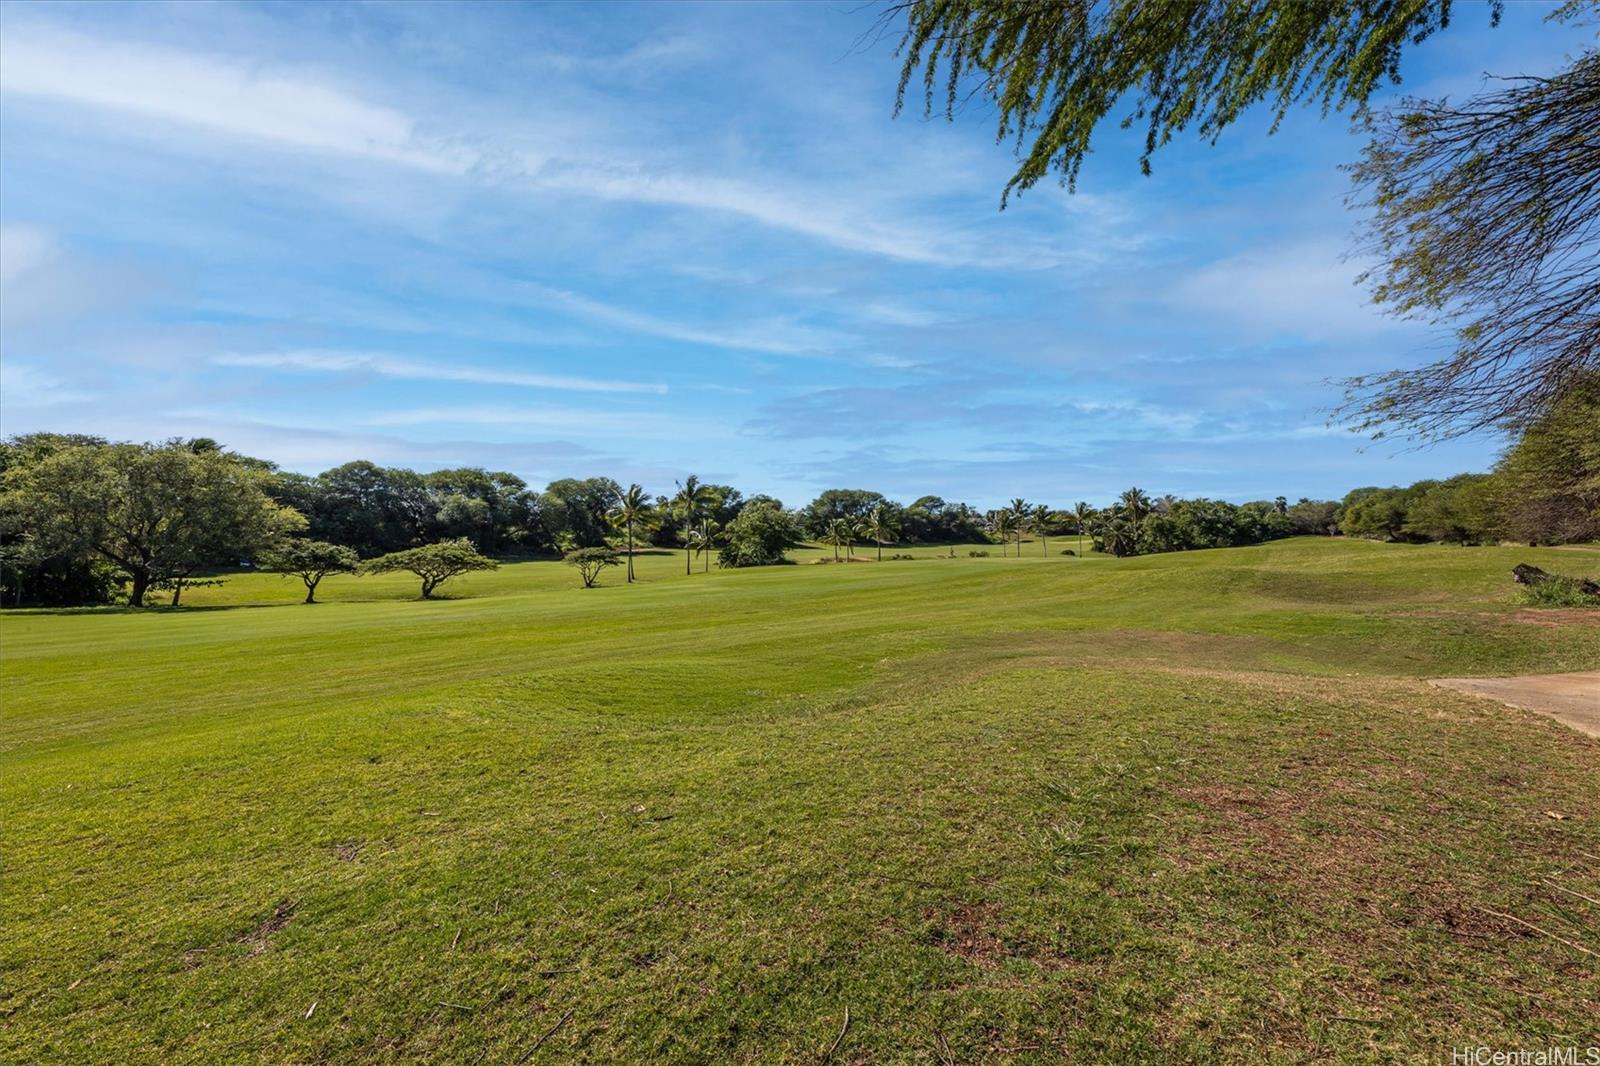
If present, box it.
[0,224,59,288]
[212,350,666,394]
[1168,240,1395,339]
[0,362,94,407]
[528,285,850,356]
[0,26,466,173]
[351,404,728,440]
[0,25,1065,269]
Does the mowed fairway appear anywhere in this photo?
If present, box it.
[3,539,1598,1063]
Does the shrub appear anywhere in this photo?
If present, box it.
[1060,549,1076,556]
[1519,576,1600,609]
[968,549,989,557]
[888,552,916,560]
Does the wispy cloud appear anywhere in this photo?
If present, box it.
[528,285,851,356]
[212,350,666,394]
[0,25,1023,268]
[0,26,466,173]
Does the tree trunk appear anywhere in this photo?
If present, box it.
[421,578,435,599]
[703,520,710,572]
[627,521,635,583]
[877,540,882,562]
[685,543,692,575]
[304,575,319,604]
[170,579,184,607]
[128,570,149,608]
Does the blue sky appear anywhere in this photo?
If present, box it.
[0,1,1588,508]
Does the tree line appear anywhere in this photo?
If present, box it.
[1,381,1593,606]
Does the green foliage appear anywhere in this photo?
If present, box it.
[563,546,620,588]
[541,477,623,550]
[0,439,303,606]
[363,538,498,598]
[260,539,361,603]
[1494,375,1600,544]
[803,489,887,538]
[892,0,1484,201]
[1341,43,1599,439]
[718,501,801,568]
[1518,574,1600,609]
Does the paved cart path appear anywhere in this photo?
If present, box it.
[1430,671,1600,738]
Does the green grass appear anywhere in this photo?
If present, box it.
[3,538,1598,1062]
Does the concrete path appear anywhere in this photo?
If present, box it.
[1430,671,1600,738]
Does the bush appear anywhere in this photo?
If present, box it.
[968,549,989,557]
[888,553,916,560]
[1519,576,1600,608]
[1060,549,1076,556]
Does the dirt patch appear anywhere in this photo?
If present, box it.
[924,902,1007,968]
[1430,671,1599,738]
[331,840,364,862]
[1506,608,1600,627]
[238,900,297,956]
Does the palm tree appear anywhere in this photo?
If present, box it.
[673,475,715,576]
[1032,504,1053,555]
[607,483,656,583]
[865,504,896,562]
[1008,497,1030,556]
[989,509,1014,556]
[825,517,851,561]
[1155,494,1178,515]
[1100,515,1137,557]
[1121,487,1152,525]
[1072,501,1092,557]
[688,518,721,571]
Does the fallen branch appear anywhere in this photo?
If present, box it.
[1478,907,1598,959]
[822,1006,851,1063]
[516,1008,574,1062]
[1541,880,1600,909]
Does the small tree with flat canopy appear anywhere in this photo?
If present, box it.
[261,539,360,603]
[364,538,497,599]
[564,546,620,588]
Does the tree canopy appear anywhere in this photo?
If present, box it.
[1,440,301,606]
[889,0,1495,202]
[1339,48,1600,439]
[364,538,499,599]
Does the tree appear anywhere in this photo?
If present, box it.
[1031,504,1054,555]
[1339,43,1600,440]
[1008,497,1031,556]
[1120,487,1152,525]
[890,1,1599,444]
[541,477,622,551]
[1072,501,1092,557]
[311,461,432,557]
[0,441,302,606]
[889,0,1489,203]
[803,489,888,538]
[364,538,498,599]
[865,503,898,562]
[824,517,859,562]
[988,509,1014,556]
[718,501,802,567]
[673,475,717,576]
[260,539,360,603]
[608,483,657,583]
[564,546,620,588]
[1493,374,1600,544]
